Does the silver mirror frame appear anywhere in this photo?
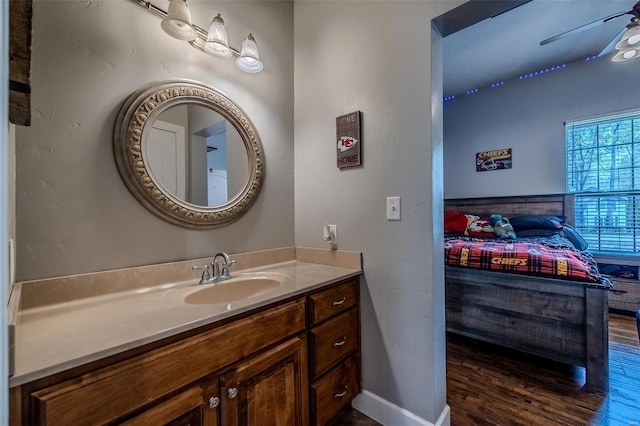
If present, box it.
[114,79,264,229]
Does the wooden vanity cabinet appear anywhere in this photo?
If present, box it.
[121,379,220,426]
[10,276,361,426]
[123,335,308,426]
[307,278,361,425]
[220,336,308,426]
[19,299,307,426]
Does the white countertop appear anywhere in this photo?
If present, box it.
[11,259,361,387]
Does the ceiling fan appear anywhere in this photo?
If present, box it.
[540,0,640,61]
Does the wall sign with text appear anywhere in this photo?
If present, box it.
[336,111,361,168]
[476,148,512,172]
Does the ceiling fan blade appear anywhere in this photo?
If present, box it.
[598,27,626,57]
[540,10,630,46]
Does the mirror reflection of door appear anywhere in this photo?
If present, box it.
[186,105,248,206]
[147,104,249,207]
[205,122,228,206]
[148,120,187,199]
[201,122,247,205]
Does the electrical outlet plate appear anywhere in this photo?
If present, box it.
[323,224,338,249]
[328,225,337,242]
[387,197,400,221]
[324,225,337,242]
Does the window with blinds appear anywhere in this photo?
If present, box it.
[566,110,640,253]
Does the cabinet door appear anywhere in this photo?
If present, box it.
[122,378,219,426]
[220,336,308,426]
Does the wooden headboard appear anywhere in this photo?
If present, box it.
[444,194,575,226]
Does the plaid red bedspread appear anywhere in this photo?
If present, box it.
[444,236,610,286]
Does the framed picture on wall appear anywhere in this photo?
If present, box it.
[476,148,512,172]
[336,111,361,168]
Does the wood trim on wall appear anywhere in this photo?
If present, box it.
[444,193,575,226]
[9,0,32,127]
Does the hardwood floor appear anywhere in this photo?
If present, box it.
[337,313,639,425]
[330,408,381,426]
[447,313,640,425]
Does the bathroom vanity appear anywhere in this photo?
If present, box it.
[9,248,362,426]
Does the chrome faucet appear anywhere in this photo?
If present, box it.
[212,252,236,282]
[192,252,236,285]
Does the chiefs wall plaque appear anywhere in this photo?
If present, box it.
[476,148,512,172]
[336,111,361,169]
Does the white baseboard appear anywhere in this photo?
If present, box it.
[352,390,450,426]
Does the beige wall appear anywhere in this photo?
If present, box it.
[294,1,462,423]
[15,0,294,281]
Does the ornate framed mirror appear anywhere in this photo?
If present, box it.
[114,79,264,229]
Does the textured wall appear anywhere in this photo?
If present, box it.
[16,0,294,280]
[444,54,640,199]
[294,1,462,423]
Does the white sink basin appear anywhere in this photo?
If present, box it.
[184,276,284,305]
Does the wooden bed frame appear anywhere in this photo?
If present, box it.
[444,194,609,391]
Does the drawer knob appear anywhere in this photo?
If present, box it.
[333,336,347,347]
[332,297,347,306]
[334,385,347,398]
[227,387,239,399]
[209,396,220,409]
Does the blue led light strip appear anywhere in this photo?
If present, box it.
[443,54,605,103]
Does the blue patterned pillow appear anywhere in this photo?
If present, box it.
[508,215,565,231]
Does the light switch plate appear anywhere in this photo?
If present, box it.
[387,197,401,221]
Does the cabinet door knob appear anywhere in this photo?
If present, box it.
[332,297,346,306]
[333,336,347,347]
[209,396,220,409]
[334,385,347,398]
[227,387,239,399]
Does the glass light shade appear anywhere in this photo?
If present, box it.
[615,22,640,50]
[161,0,197,41]
[612,46,640,62]
[236,33,264,73]
[203,14,233,58]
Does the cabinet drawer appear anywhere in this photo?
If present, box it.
[607,278,640,313]
[308,279,358,326]
[30,299,305,426]
[310,354,360,426]
[310,308,359,379]
[121,385,205,426]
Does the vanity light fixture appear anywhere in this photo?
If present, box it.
[160,0,197,41]
[237,34,264,73]
[134,0,264,73]
[203,14,233,58]
[612,18,640,62]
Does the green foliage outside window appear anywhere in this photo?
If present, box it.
[566,111,640,253]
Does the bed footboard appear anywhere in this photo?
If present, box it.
[445,266,609,391]
[585,285,609,391]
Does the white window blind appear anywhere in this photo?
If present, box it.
[566,110,640,253]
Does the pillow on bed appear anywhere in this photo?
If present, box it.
[562,224,589,251]
[444,211,468,234]
[466,216,494,237]
[508,215,565,231]
[514,228,562,238]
